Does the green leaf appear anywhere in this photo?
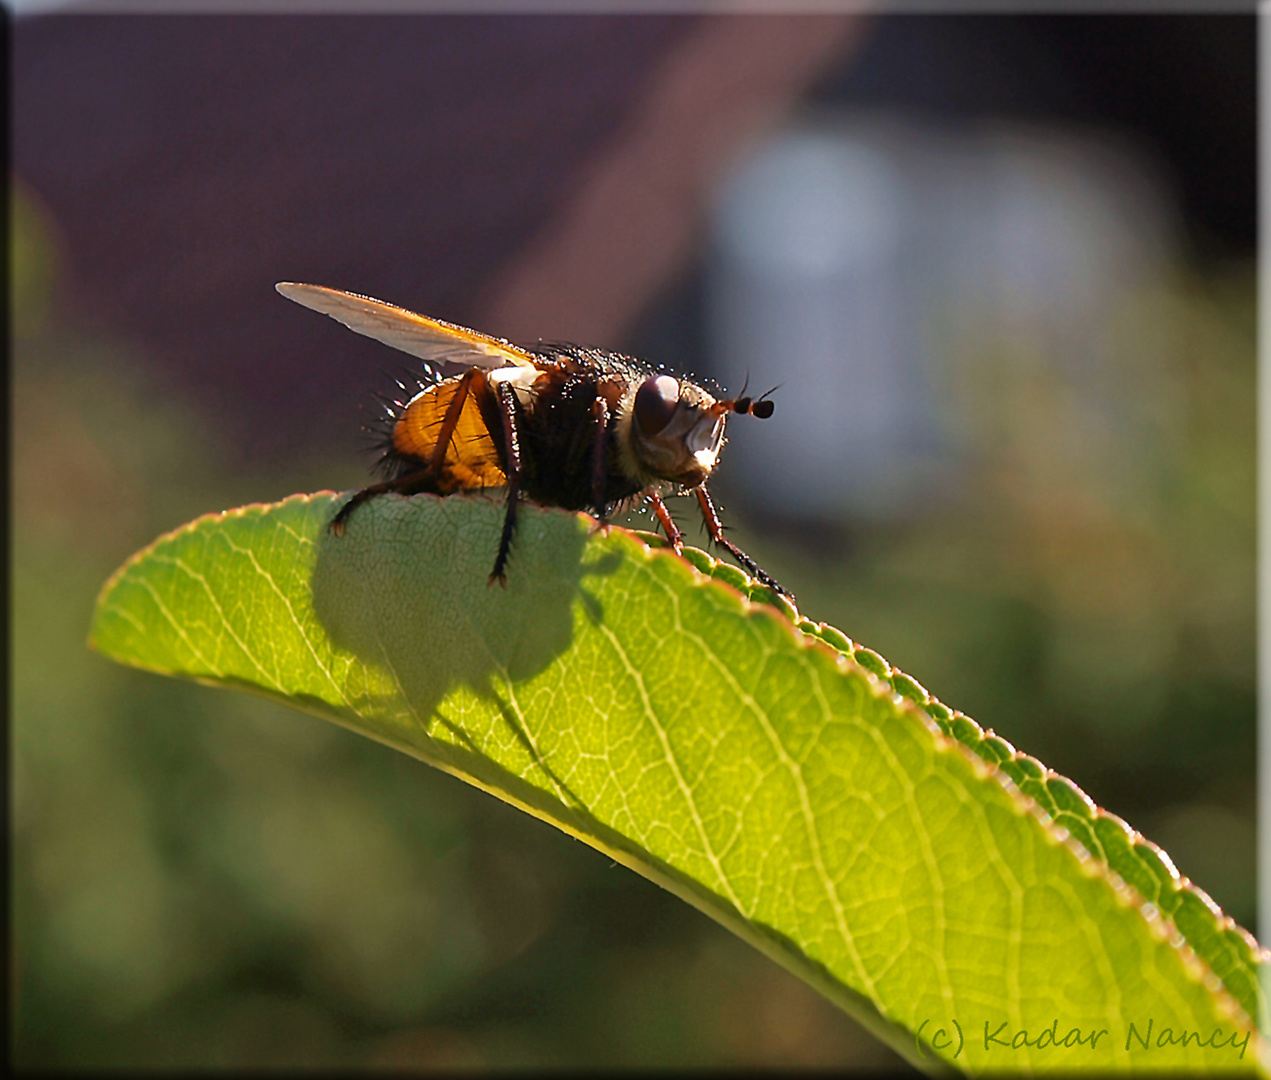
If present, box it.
[89,493,1263,1072]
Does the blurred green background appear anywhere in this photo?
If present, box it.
[12,13,1254,1070]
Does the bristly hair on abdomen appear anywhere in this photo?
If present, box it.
[361,362,445,480]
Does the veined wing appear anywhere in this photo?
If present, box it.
[276,282,538,369]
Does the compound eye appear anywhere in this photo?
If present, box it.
[634,375,680,436]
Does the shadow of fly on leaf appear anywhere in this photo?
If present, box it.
[276,282,790,599]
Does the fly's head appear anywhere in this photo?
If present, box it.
[621,374,773,489]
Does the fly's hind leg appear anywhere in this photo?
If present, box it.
[693,485,793,600]
[489,380,523,587]
[331,469,435,535]
[330,367,481,535]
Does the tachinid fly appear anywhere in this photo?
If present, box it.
[276,282,788,598]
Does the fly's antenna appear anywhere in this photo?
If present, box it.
[729,382,777,419]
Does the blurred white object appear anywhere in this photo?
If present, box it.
[707,116,1178,521]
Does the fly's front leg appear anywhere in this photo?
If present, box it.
[489,380,523,587]
[693,485,793,600]
[646,490,683,553]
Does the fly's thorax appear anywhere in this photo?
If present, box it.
[616,373,728,489]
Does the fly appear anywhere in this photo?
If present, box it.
[276,282,788,598]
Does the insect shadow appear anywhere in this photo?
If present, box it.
[309,492,622,806]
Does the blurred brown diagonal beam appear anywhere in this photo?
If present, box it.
[480,14,866,346]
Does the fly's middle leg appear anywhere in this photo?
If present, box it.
[590,396,610,525]
[489,380,523,587]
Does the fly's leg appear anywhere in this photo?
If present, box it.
[330,367,482,535]
[646,490,683,552]
[693,485,793,600]
[331,469,432,535]
[489,380,523,587]
[427,367,484,474]
[590,396,610,525]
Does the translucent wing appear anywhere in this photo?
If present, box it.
[276,282,538,369]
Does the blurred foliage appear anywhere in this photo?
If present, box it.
[12,188,904,1069]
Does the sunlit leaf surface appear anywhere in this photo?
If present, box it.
[90,492,1263,1072]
